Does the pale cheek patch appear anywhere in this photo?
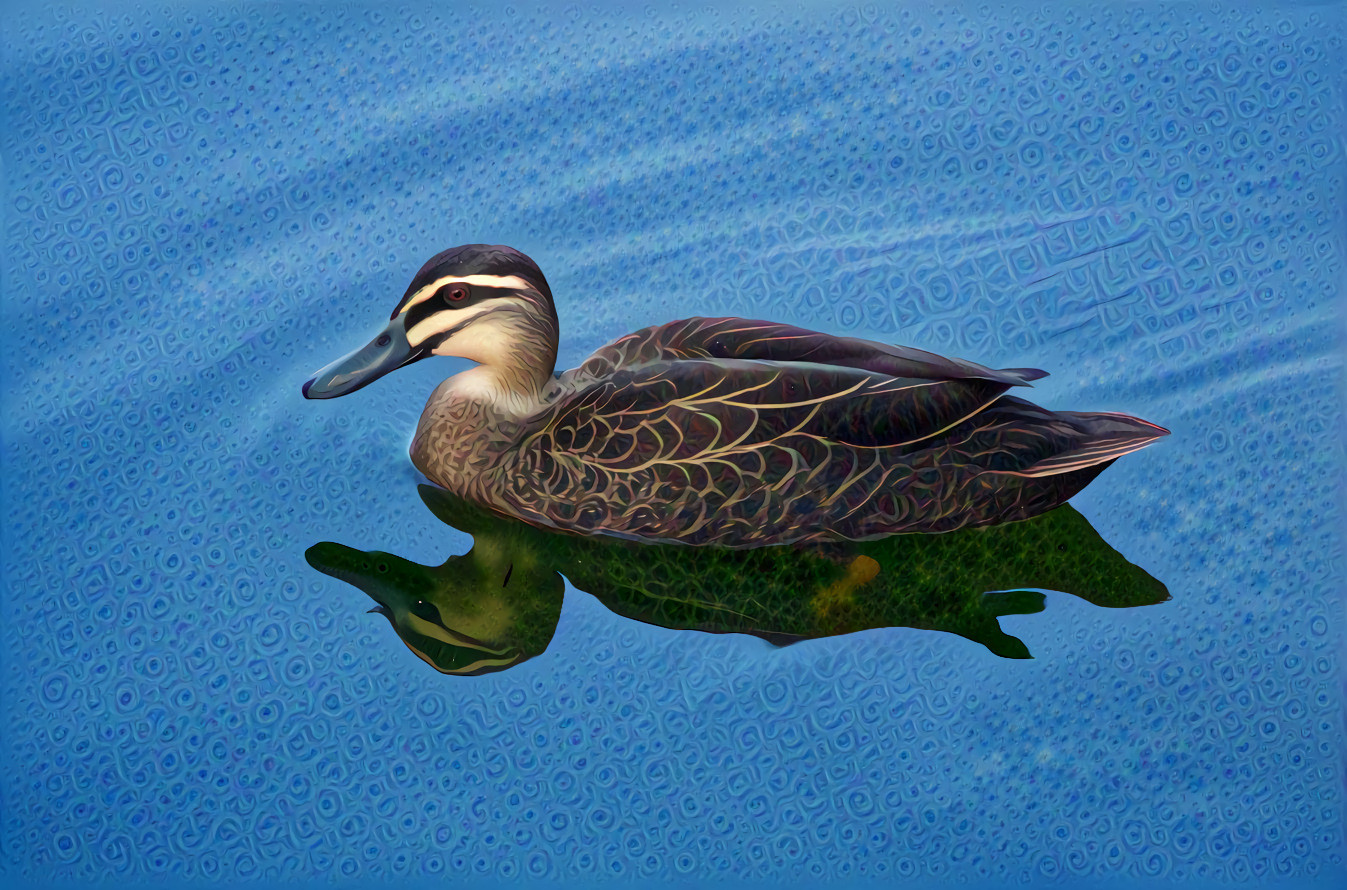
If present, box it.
[432,318,520,366]
[400,274,539,314]
[405,302,498,347]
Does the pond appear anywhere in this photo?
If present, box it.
[2,1,1343,887]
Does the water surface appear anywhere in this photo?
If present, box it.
[2,1,1343,887]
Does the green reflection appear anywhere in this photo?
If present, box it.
[307,486,1167,674]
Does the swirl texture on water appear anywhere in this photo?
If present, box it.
[1,1,1344,886]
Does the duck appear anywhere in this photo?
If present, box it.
[303,244,1168,548]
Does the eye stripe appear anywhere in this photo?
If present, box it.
[404,284,467,331]
[398,274,538,316]
[404,294,501,340]
[405,301,500,347]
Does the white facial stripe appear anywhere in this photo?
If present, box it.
[401,274,538,314]
[405,300,500,347]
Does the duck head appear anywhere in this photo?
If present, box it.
[302,244,558,399]
[304,540,563,676]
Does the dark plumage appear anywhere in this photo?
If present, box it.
[304,246,1169,547]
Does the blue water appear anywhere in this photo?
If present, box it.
[2,1,1344,887]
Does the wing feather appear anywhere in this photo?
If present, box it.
[488,322,1156,546]
[528,357,1012,476]
[567,317,1046,387]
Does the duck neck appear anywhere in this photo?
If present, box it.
[444,306,558,412]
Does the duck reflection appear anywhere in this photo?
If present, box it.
[306,485,1167,675]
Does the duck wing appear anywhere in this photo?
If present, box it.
[539,356,1014,459]
[504,356,1020,543]
[568,317,1046,388]
[505,355,1166,546]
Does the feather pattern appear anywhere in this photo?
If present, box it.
[307,245,1167,548]
[410,317,1166,547]
[569,316,1047,387]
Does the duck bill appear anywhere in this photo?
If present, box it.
[302,314,425,399]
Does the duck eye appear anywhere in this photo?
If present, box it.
[431,283,471,305]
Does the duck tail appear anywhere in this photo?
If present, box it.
[1001,366,1049,383]
[1018,411,1170,478]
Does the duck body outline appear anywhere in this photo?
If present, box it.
[304,244,1168,548]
